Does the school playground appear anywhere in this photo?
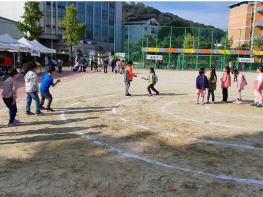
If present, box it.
[0,69,262,196]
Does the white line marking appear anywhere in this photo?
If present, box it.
[82,135,263,186]
[205,104,263,119]
[161,101,263,131]
[114,99,263,153]
[59,97,263,186]
[59,111,66,121]
[193,138,263,153]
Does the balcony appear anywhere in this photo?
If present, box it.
[256,6,263,12]
[255,21,263,27]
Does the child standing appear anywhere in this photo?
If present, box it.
[124,61,137,96]
[220,66,231,103]
[207,67,217,103]
[232,68,247,104]
[142,67,159,96]
[24,62,43,115]
[40,67,61,111]
[2,68,19,126]
[251,66,263,107]
[196,67,209,104]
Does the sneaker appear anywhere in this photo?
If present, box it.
[45,108,54,112]
[156,92,160,95]
[125,93,131,96]
[149,94,153,96]
[237,100,242,104]
[8,122,16,127]
[36,111,44,116]
[14,120,21,124]
[26,112,35,115]
[40,106,46,110]
[256,104,262,108]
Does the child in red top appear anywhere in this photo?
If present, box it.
[124,61,137,96]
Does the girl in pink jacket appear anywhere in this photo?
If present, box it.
[233,69,247,104]
[220,66,231,103]
[251,66,263,108]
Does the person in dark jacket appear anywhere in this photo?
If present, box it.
[206,66,217,103]
[196,67,209,104]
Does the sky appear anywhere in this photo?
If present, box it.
[142,1,236,30]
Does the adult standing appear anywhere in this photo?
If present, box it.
[3,53,14,73]
[103,57,109,73]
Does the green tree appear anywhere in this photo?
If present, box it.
[61,4,86,64]
[183,33,198,48]
[253,39,263,51]
[220,35,233,49]
[17,2,43,40]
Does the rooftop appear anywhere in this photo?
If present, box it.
[229,1,254,9]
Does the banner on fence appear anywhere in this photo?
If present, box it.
[238,58,254,63]
[115,53,125,58]
[146,54,163,61]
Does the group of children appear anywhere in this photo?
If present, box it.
[2,62,60,126]
[196,66,263,107]
[123,61,159,96]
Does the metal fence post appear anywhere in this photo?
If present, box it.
[168,26,172,68]
[209,29,214,67]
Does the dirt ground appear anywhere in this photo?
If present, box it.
[0,68,262,197]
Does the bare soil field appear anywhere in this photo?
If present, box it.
[0,69,262,197]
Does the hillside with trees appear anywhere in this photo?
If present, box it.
[123,2,225,43]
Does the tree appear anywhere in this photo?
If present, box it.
[220,36,233,49]
[61,4,86,64]
[183,33,198,48]
[253,39,263,51]
[17,2,43,40]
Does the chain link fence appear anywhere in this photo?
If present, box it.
[114,24,263,71]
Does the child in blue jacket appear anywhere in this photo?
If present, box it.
[196,67,209,104]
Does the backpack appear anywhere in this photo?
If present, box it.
[153,74,158,85]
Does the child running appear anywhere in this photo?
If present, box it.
[142,67,159,96]
[40,67,61,111]
[2,68,19,126]
[124,60,137,96]
[206,66,217,103]
[251,66,263,107]
[196,67,209,104]
[232,68,247,104]
[24,62,43,115]
[220,66,231,103]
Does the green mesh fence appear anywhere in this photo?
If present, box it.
[114,24,263,71]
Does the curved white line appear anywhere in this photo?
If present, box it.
[82,135,263,186]
[59,96,263,186]
[114,99,263,153]
[161,101,263,131]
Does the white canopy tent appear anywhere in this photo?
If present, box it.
[29,39,56,54]
[18,37,41,57]
[0,34,30,52]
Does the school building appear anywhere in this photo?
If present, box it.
[228,1,263,49]
[0,1,122,53]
